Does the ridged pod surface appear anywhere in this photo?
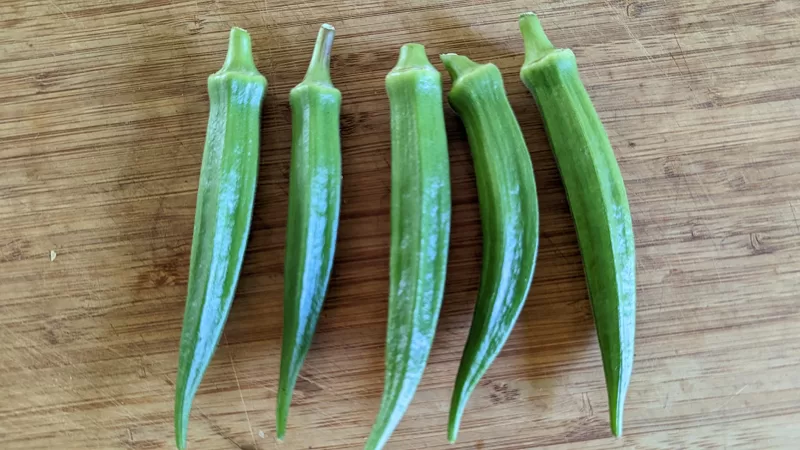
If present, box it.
[174,27,267,450]
[440,52,539,443]
[365,43,451,450]
[519,12,636,437]
[277,24,342,440]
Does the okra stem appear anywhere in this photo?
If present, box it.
[303,24,335,86]
[219,27,260,74]
[519,13,555,66]
[394,42,434,70]
[439,53,480,80]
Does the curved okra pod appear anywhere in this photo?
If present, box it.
[174,28,267,450]
[277,24,342,439]
[365,44,451,450]
[440,53,539,443]
[518,12,636,437]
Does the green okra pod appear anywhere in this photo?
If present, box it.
[174,27,267,450]
[518,12,636,437]
[365,43,451,450]
[277,23,342,439]
[440,53,539,443]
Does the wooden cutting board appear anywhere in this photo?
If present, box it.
[2,1,799,449]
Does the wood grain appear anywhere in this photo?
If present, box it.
[2,0,799,449]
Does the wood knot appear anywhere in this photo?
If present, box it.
[0,238,28,261]
[626,2,646,18]
[488,381,520,405]
[188,17,205,35]
[340,111,371,135]
[749,232,772,255]
[33,71,58,92]
[663,155,681,178]
[138,262,178,289]
[728,173,747,191]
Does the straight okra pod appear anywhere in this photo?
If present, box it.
[174,28,267,450]
[519,12,636,437]
[440,53,539,443]
[365,43,451,450]
[277,24,342,439]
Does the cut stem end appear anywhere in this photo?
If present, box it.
[390,43,434,73]
[519,12,556,66]
[439,53,481,82]
[219,27,259,74]
[303,24,336,85]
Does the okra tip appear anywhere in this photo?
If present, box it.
[175,411,188,449]
[446,417,460,444]
[447,383,472,443]
[218,27,260,75]
[611,402,624,437]
[612,418,623,437]
[302,23,336,86]
[175,389,192,449]
[518,12,556,67]
[439,53,480,82]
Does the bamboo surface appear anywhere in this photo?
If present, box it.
[1,1,799,449]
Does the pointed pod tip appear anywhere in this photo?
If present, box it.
[275,415,286,441]
[610,411,624,437]
[275,388,291,442]
[447,392,468,445]
[607,377,627,438]
[175,429,187,450]
[447,430,458,444]
[174,397,189,450]
[363,431,387,450]
[364,400,408,450]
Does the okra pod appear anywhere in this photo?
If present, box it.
[440,53,539,443]
[277,24,342,439]
[174,28,267,450]
[518,12,636,436]
[365,44,451,450]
